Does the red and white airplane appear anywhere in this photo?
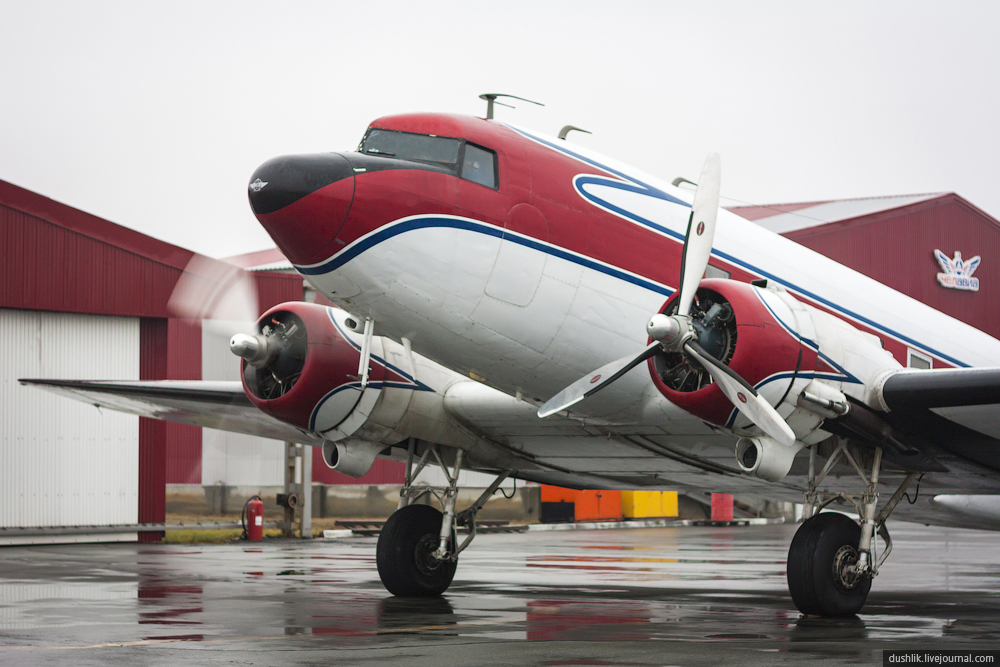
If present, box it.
[24,99,1000,618]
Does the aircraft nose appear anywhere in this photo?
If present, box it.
[248,153,355,266]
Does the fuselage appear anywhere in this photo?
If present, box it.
[247,113,1000,426]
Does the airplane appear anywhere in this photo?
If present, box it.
[22,96,1000,618]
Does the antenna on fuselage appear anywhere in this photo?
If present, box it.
[479,93,544,120]
[558,125,592,140]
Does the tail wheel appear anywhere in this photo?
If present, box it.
[787,512,872,617]
[376,504,457,597]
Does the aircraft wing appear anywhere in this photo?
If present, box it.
[881,367,1000,411]
[19,379,321,445]
[880,368,1000,469]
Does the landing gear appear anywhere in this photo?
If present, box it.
[376,504,457,596]
[787,512,871,616]
[375,441,511,597]
[788,440,918,617]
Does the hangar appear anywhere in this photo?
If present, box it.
[0,179,302,544]
[2,180,997,542]
[730,193,999,348]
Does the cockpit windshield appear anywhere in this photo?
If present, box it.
[361,129,461,168]
[358,128,498,189]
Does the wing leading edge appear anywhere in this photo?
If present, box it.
[19,379,320,445]
[879,368,1000,469]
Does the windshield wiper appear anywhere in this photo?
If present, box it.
[364,148,395,157]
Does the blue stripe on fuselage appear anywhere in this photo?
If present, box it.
[299,216,674,297]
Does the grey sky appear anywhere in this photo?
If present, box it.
[2,1,998,258]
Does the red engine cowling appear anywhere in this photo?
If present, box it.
[648,279,818,428]
[241,302,392,436]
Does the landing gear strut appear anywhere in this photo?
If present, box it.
[376,441,511,597]
[788,440,918,617]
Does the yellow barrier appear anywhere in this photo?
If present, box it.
[661,491,678,517]
[621,491,678,518]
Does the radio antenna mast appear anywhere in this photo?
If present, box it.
[479,93,543,120]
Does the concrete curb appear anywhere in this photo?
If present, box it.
[527,517,785,531]
[322,529,355,539]
[321,517,785,538]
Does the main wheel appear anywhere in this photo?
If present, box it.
[787,512,872,617]
[376,504,457,597]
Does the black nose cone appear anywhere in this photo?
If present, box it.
[248,153,354,215]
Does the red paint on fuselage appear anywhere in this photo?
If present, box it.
[329,113,687,290]
[252,112,948,370]
[256,177,355,266]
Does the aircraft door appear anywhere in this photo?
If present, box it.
[484,203,549,306]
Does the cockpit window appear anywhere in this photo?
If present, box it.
[358,129,499,189]
[461,144,496,188]
[361,129,461,167]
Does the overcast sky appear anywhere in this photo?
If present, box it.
[2,1,998,259]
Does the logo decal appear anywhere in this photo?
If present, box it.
[934,249,980,292]
[696,221,705,236]
[737,392,748,403]
[590,374,602,384]
[249,178,268,193]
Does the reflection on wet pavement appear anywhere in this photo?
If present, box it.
[1,522,999,665]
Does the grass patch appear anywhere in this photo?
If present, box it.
[163,528,285,544]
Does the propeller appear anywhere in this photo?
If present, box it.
[538,154,796,447]
[168,255,259,337]
[168,255,306,398]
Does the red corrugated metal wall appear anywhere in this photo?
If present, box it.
[0,200,188,318]
[165,319,202,484]
[311,449,406,485]
[252,272,309,312]
[784,195,1000,342]
[139,318,168,542]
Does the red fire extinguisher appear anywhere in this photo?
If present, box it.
[243,495,264,541]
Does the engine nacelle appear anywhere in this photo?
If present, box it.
[648,279,902,477]
[239,302,476,477]
[649,279,818,430]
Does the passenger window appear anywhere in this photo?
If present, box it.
[704,264,731,280]
[461,144,497,189]
[907,349,932,369]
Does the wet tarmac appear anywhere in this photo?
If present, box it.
[2,521,999,666]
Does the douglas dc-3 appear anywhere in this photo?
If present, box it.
[23,98,1000,617]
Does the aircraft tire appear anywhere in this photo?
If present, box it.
[376,504,457,597]
[787,512,872,617]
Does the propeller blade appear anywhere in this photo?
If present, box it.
[538,342,661,418]
[168,255,260,337]
[675,153,721,317]
[684,340,796,447]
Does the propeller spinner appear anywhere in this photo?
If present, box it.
[537,154,796,447]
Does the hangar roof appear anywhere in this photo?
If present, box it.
[0,178,302,318]
[730,191,1000,341]
[728,193,946,234]
[223,247,294,273]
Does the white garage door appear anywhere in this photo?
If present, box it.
[0,309,139,537]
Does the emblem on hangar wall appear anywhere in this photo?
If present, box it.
[934,249,981,292]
